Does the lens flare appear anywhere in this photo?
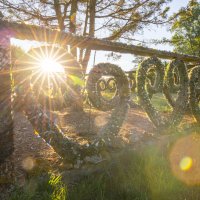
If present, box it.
[22,157,35,171]
[17,45,71,111]
[39,58,64,73]
[169,133,200,185]
[179,157,193,171]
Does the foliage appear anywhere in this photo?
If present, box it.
[163,60,182,108]
[68,74,85,86]
[136,57,188,129]
[189,66,200,123]
[171,0,200,56]
[11,46,25,61]
[0,0,172,40]
[10,174,67,200]
[86,62,130,111]
[0,0,172,69]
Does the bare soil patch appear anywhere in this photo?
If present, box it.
[0,106,196,199]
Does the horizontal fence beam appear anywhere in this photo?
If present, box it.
[1,20,200,63]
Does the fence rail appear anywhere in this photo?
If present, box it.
[1,20,200,63]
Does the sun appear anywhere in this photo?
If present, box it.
[29,56,67,103]
[39,58,65,73]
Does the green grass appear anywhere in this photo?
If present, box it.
[67,143,200,200]
[151,93,172,112]
[9,92,200,200]
[131,92,175,112]
[9,174,67,200]
[9,141,200,200]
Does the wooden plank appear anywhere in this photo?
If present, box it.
[1,20,200,63]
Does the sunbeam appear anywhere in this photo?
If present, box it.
[39,58,64,73]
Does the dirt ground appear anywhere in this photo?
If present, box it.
[11,107,154,183]
[0,105,196,199]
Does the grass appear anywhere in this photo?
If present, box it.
[8,92,200,200]
[67,134,200,200]
[9,139,200,200]
[9,174,67,200]
[131,92,175,112]
[151,93,172,112]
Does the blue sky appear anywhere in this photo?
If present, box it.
[88,0,190,72]
[12,0,191,72]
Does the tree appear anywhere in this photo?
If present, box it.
[171,0,200,56]
[0,0,172,70]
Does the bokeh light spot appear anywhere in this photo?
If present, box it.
[179,157,193,171]
[169,133,200,185]
[22,157,35,171]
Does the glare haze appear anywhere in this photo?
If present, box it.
[12,0,190,72]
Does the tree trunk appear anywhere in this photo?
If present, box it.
[69,0,78,57]
[79,0,89,65]
[68,0,84,111]
[53,0,65,31]
[82,0,96,72]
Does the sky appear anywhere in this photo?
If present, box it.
[87,0,190,72]
[12,0,191,72]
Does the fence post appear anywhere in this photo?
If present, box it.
[0,36,14,184]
